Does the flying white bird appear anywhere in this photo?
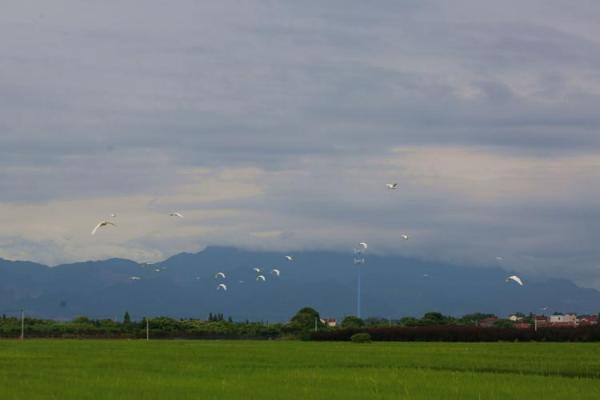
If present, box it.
[272,269,280,277]
[91,221,116,235]
[359,242,368,250]
[129,276,141,281]
[154,269,161,272]
[401,234,409,240]
[217,283,227,291]
[215,272,226,279]
[110,213,117,218]
[253,267,262,273]
[506,275,524,286]
[256,275,266,281]
[169,212,184,218]
[496,256,504,261]
[285,256,294,262]
[386,183,398,190]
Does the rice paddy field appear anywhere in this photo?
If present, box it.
[0,340,599,399]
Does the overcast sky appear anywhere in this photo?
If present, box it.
[1,1,600,287]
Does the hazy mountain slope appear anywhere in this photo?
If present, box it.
[0,247,597,321]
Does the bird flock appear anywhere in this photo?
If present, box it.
[95,186,524,291]
[212,256,292,291]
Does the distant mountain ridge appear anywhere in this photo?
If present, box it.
[0,246,598,321]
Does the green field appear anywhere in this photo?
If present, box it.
[0,340,599,399]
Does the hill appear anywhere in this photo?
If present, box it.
[0,246,598,320]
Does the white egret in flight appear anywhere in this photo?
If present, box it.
[359,242,368,250]
[256,275,266,281]
[506,275,524,286]
[215,272,226,279]
[91,221,116,235]
[401,234,409,240]
[496,256,504,261]
[285,256,294,262]
[272,269,280,277]
[386,183,398,190]
[169,212,184,218]
[253,267,262,273]
[129,276,141,281]
[217,283,227,291]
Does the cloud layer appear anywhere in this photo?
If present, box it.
[1,1,600,287]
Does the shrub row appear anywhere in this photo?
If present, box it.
[311,326,600,342]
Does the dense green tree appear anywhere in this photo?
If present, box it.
[288,307,323,332]
[459,313,496,326]
[341,316,365,329]
[420,312,454,326]
[398,317,420,327]
[123,311,131,325]
[73,316,91,324]
[363,317,390,327]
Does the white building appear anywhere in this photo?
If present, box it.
[549,314,577,324]
[320,318,337,327]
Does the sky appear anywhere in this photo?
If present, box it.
[1,1,600,286]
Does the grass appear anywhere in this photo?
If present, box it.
[0,340,599,399]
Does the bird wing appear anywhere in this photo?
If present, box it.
[507,275,524,286]
[91,223,103,235]
[515,277,524,286]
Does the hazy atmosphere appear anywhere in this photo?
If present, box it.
[2,1,600,288]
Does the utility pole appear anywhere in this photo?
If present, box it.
[20,309,25,341]
[146,318,149,341]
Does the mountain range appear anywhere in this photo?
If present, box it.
[0,246,598,321]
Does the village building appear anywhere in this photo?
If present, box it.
[533,315,549,329]
[508,314,524,322]
[477,317,498,328]
[577,315,599,326]
[549,313,577,328]
[320,318,337,328]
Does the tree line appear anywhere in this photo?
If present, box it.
[1,308,599,341]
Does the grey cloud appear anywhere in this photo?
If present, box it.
[1,0,600,287]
